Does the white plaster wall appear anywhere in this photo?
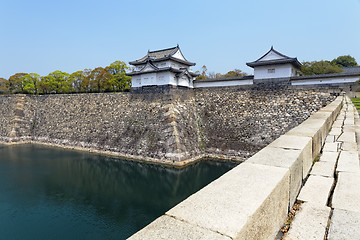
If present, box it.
[254,64,293,79]
[178,76,190,87]
[292,76,360,86]
[172,49,186,61]
[194,79,254,88]
[141,73,157,86]
[169,72,178,86]
[259,51,283,61]
[131,77,142,88]
[156,72,172,85]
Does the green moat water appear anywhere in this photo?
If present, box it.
[0,144,237,239]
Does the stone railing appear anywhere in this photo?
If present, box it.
[128,96,343,240]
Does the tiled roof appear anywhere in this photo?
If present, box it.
[341,66,360,74]
[129,45,195,66]
[291,71,360,81]
[246,47,302,68]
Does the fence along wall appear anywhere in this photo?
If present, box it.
[129,96,343,240]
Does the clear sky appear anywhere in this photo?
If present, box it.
[1,0,359,79]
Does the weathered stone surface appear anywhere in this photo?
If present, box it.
[310,161,335,177]
[128,215,231,240]
[328,209,360,240]
[0,89,338,164]
[336,151,360,173]
[319,151,339,163]
[297,175,334,206]
[322,142,341,152]
[166,163,290,240]
[269,135,312,177]
[329,127,342,136]
[284,203,330,240]
[332,172,360,212]
[338,132,356,143]
[325,135,336,143]
[246,147,302,206]
[341,141,358,151]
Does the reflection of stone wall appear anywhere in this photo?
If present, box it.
[0,87,338,164]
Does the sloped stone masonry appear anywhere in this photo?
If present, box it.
[0,87,338,165]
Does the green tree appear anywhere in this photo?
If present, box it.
[301,61,343,75]
[223,69,247,78]
[22,73,41,94]
[105,61,131,91]
[0,78,10,94]
[39,71,70,94]
[331,55,358,68]
[8,73,27,93]
[87,67,111,92]
[68,71,85,93]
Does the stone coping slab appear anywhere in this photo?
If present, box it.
[269,135,312,177]
[246,147,303,207]
[336,151,360,173]
[322,142,341,152]
[332,172,360,213]
[166,163,289,240]
[319,151,339,163]
[284,203,330,240]
[129,215,231,240]
[328,208,360,240]
[341,141,358,151]
[337,132,356,143]
[297,175,334,206]
[310,161,335,178]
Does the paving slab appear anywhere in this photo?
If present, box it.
[297,175,334,206]
[344,118,355,125]
[129,215,231,240]
[341,141,358,151]
[269,135,312,177]
[343,125,355,132]
[325,135,336,143]
[328,209,360,240]
[337,132,356,142]
[332,172,360,213]
[319,151,339,163]
[310,161,335,177]
[336,151,360,173]
[284,203,330,240]
[329,127,342,136]
[322,142,341,152]
[166,163,290,240]
[331,120,343,128]
[246,147,303,206]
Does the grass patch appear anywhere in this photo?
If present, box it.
[351,98,360,111]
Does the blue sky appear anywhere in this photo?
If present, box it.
[1,0,359,79]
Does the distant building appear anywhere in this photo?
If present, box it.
[127,45,198,89]
[246,46,302,80]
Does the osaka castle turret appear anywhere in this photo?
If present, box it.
[127,45,199,89]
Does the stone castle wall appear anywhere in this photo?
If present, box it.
[0,87,339,165]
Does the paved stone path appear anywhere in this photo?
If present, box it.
[285,96,360,240]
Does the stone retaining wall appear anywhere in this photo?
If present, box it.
[0,87,338,165]
[129,96,343,239]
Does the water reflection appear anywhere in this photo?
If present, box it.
[0,144,237,239]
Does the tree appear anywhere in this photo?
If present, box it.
[195,65,208,80]
[87,67,111,92]
[331,55,358,68]
[8,73,27,93]
[223,69,247,78]
[21,73,41,94]
[39,71,70,94]
[68,71,86,93]
[0,78,9,94]
[105,61,131,91]
[301,61,343,75]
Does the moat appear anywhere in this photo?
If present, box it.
[0,144,236,239]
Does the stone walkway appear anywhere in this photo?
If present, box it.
[284,96,360,240]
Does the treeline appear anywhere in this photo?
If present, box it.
[0,61,131,95]
[301,55,358,75]
[195,65,247,80]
